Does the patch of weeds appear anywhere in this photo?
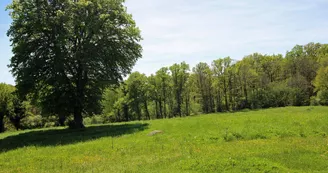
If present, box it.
[223,128,244,142]
[224,132,236,142]
[279,131,298,138]
[250,133,267,140]
[179,158,224,172]
[232,132,243,140]
[306,107,314,111]
[209,137,219,141]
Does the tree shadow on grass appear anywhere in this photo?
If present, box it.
[0,123,148,153]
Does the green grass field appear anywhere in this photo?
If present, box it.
[1,107,328,173]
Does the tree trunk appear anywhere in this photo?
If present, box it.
[163,99,167,118]
[155,100,159,119]
[116,109,120,122]
[72,97,85,129]
[185,97,190,116]
[72,107,84,129]
[177,85,182,117]
[223,79,229,111]
[216,90,222,112]
[9,117,21,130]
[209,93,215,113]
[168,99,174,118]
[58,114,66,126]
[175,91,181,117]
[229,74,234,111]
[0,113,4,133]
[144,100,150,120]
[137,105,141,121]
[244,82,248,108]
[123,103,129,122]
[72,59,86,129]
[159,99,163,118]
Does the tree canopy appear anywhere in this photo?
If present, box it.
[7,0,142,128]
[102,43,328,122]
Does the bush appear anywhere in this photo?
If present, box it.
[20,114,43,129]
[316,90,328,105]
[42,115,58,128]
[249,81,310,109]
[83,115,105,126]
[269,82,293,107]
[190,102,202,115]
[249,88,273,109]
[44,122,56,128]
[3,116,16,132]
[310,96,320,106]
[101,113,115,123]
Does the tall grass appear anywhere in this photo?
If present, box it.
[0,106,328,172]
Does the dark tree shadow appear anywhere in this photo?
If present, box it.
[0,123,148,153]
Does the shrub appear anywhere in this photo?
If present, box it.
[3,116,16,132]
[317,90,328,105]
[84,115,105,126]
[310,96,320,106]
[190,102,202,116]
[20,114,43,129]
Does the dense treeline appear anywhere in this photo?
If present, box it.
[102,42,328,122]
[1,42,328,132]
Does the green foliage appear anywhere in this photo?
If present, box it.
[7,0,142,128]
[315,90,328,105]
[8,92,28,130]
[169,62,190,116]
[3,116,16,132]
[126,72,150,120]
[193,62,214,113]
[84,115,104,125]
[99,42,328,124]
[313,58,328,105]
[20,115,43,129]
[267,82,293,107]
[314,66,328,91]
[0,83,15,132]
[1,107,328,172]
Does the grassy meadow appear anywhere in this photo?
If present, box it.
[0,106,328,173]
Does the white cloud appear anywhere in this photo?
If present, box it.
[124,0,328,75]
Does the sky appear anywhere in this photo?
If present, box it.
[1,0,328,85]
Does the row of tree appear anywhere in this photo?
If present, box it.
[1,42,328,132]
[102,43,328,122]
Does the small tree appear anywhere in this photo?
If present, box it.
[0,83,15,132]
[9,91,27,130]
[314,66,328,105]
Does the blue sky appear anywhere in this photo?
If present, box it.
[1,0,328,85]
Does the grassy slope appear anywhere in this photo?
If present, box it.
[0,106,328,173]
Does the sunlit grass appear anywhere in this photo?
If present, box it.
[1,106,328,172]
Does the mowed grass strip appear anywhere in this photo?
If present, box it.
[0,106,328,173]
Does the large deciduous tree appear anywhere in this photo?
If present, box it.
[7,0,142,128]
